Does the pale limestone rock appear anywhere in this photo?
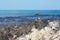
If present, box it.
[49,21,59,30]
[30,28,40,40]
[25,33,31,40]
[45,27,55,34]
[15,21,60,40]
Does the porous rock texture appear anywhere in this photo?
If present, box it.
[15,20,60,40]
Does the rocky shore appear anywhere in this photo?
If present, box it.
[0,20,60,40]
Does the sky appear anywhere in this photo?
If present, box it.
[0,0,60,10]
[0,0,60,17]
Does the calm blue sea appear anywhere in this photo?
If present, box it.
[0,10,60,17]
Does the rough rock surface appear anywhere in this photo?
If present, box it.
[15,20,60,40]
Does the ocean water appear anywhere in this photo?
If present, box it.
[0,10,60,26]
[0,10,60,17]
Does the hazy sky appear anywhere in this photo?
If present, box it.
[0,0,60,10]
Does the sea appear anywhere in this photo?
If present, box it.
[0,10,60,25]
[0,10,60,17]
